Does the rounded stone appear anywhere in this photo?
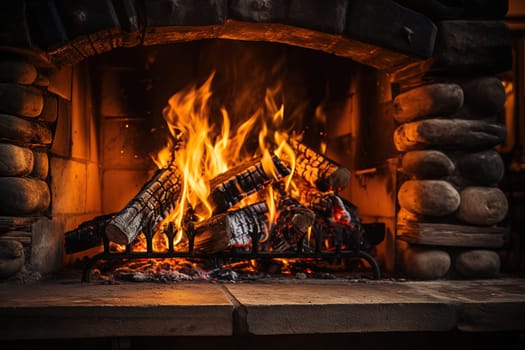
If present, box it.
[0,240,25,278]
[398,180,461,216]
[401,150,455,178]
[0,177,50,215]
[402,246,451,280]
[461,76,506,116]
[456,187,508,225]
[0,83,44,118]
[454,150,504,185]
[0,143,34,176]
[393,83,464,123]
[31,149,49,179]
[455,249,501,279]
[0,60,37,85]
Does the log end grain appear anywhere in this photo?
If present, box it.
[105,222,136,245]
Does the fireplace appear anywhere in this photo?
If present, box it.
[0,0,520,282]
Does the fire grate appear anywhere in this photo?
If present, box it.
[68,217,382,282]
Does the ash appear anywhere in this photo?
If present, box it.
[89,256,376,283]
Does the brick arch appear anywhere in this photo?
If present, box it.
[5,0,440,81]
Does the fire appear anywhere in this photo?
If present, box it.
[156,72,298,245]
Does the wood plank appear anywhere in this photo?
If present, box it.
[142,19,423,73]
[0,216,37,233]
[0,231,32,245]
[397,222,508,248]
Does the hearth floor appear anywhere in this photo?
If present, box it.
[0,276,524,340]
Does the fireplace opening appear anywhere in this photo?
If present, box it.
[0,1,516,284]
[55,39,394,281]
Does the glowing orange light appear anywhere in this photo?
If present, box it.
[151,72,298,248]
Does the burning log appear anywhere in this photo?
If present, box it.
[193,202,269,254]
[105,165,182,245]
[291,179,366,251]
[294,179,358,224]
[287,139,350,191]
[265,197,316,253]
[206,154,290,214]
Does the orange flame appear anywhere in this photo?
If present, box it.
[154,72,298,245]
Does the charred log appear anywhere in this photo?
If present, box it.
[193,202,269,254]
[206,154,290,214]
[287,139,351,191]
[105,165,182,245]
[265,197,315,253]
[65,213,115,254]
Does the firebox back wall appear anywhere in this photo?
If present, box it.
[53,39,397,267]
